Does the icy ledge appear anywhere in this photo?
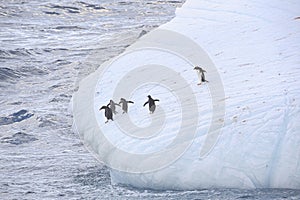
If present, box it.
[73,0,300,189]
[109,0,300,189]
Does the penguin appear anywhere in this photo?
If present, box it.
[107,99,120,115]
[119,98,134,114]
[99,105,113,123]
[143,95,159,114]
[194,66,209,85]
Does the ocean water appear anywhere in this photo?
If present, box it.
[0,0,299,199]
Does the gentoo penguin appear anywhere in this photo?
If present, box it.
[107,100,120,115]
[119,98,134,114]
[194,66,209,85]
[143,95,159,114]
[99,106,113,123]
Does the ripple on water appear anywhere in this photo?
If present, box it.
[1,132,38,145]
[0,109,34,126]
[0,67,21,82]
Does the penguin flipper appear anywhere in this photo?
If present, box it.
[128,101,134,104]
[143,101,149,107]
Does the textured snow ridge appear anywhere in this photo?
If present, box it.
[74,0,300,189]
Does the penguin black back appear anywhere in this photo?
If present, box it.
[100,105,113,123]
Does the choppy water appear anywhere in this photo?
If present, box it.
[0,0,299,199]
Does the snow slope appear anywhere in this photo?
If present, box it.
[73,0,300,189]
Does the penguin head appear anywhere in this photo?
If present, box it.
[147,95,151,99]
[194,66,206,73]
[194,66,202,72]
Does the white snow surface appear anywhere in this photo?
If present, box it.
[73,0,300,189]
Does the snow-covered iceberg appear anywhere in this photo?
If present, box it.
[73,0,300,189]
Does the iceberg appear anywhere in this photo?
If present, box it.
[72,0,300,189]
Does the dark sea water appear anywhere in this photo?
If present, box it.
[0,0,299,199]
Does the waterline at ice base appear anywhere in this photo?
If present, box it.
[72,0,300,190]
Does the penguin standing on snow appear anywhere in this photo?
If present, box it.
[107,100,120,115]
[99,105,113,123]
[194,66,209,85]
[119,98,134,114]
[143,95,159,114]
